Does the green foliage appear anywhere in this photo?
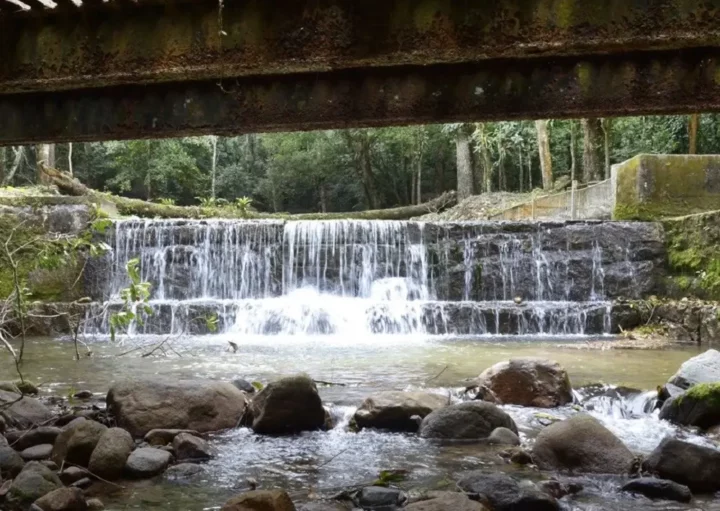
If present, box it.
[235,196,253,217]
[158,198,176,206]
[373,469,409,487]
[251,381,264,391]
[109,258,153,341]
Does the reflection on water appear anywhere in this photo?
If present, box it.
[2,335,716,511]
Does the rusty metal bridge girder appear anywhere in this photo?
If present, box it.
[2,0,720,94]
[1,48,719,145]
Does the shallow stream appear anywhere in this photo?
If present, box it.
[4,334,718,511]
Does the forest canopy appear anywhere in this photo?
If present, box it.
[1,115,716,215]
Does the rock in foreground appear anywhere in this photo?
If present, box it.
[88,427,134,480]
[532,414,634,474]
[666,349,720,391]
[221,489,296,511]
[419,401,517,440]
[248,376,326,435]
[644,438,720,493]
[456,472,558,511]
[621,477,692,503]
[33,487,88,511]
[353,391,448,432]
[173,433,214,461]
[9,461,62,503]
[0,389,54,429]
[51,419,107,468]
[475,358,573,408]
[124,448,172,478]
[107,379,247,437]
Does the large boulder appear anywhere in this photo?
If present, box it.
[0,390,54,429]
[419,401,518,440]
[666,349,720,394]
[532,414,635,474]
[88,427,134,480]
[51,419,107,467]
[456,472,558,511]
[660,383,720,429]
[621,477,692,503]
[475,358,573,408]
[33,487,88,511]
[248,376,325,435]
[9,461,62,503]
[107,379,248,437]
[406,492,488,511]
[221,489,296,511]
[644,437,720,493]
[353,391,448,432]
[124,447,172,478]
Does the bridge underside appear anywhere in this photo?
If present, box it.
[1,0,719,143]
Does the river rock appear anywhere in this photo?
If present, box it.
[124,447,172,478]
[59,466,88,485]
[51,419,107,467]
[88,427,134,480]
[644,437,720,493]
[165,462,206,480]
[221,489,296,511]
[532,414,635,474]
[487,427,521,446]
[406,492,488,511]
[20,444,53,461]
[8,426,62,452]
[659,383,720,429]
[107,379,247,437]
[298,502,351,511]
[9,461,62,503]
[353,391,448,432]
[475,358,573,408]
[144,429,200,446]
[173,432,214,461]
[621,477,692,503]
[231,379,257,394]
[0,389,54,428]
[86,498,104,511]
[419,401,518,440]
[356,486,406,509]
[248,376,326,435]
[456,472,559,511]
[0,441,25,476]
[667,349,720,391]
[33,487,88,511]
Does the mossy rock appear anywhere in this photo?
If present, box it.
[659,383,720,429]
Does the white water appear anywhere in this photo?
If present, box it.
[86,219,650,337]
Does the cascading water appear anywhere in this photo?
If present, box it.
[84,218,663,338]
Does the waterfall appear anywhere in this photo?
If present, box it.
[85,219,663,337]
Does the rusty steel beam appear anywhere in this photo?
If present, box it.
[1,48,719,145]
[1,0,720,94]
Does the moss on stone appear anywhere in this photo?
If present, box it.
[681,383,720,408]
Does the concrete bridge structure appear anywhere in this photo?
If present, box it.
[1,0,719,144]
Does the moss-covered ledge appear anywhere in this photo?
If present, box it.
[613,154,720,221]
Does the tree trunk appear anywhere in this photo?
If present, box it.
[570,120,577,179]
[36,144,55,184]
[476,124,493,193]
[689,114,700,154]
[359,133,381,209]
[210,136,218,199]
[602,118,613,178]
[67,143,73,176]
[518,151,524,192]
[582,118,604,182]
[535,120,553,190]
[455,126,474,201]
[416,137,425,205]
[2,147,24,186]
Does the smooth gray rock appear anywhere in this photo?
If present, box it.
[33,487,88,511]
[532,414,635,474]
[406,492,488,511]
[8,426,61,451]
[0,442,25,476]
[173,433,214,461]
[231,379,256,394]
[51,419,107,467]
[356,486,406,509]
[144,428,199,446]
[667,349,720,390]
[165,462,206,480]
[0,390,53,429]
[419,401,518,440]
[20,444,53,461]
[124,447,172,478]
[487,427,521,446]
[88,427,134,480]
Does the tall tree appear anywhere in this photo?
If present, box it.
[455,124,474,201]
[582,118,604,182]
[535,120,553,190]
[209,136,218,199]
[602,118,613,178]
[689,114,700,154]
